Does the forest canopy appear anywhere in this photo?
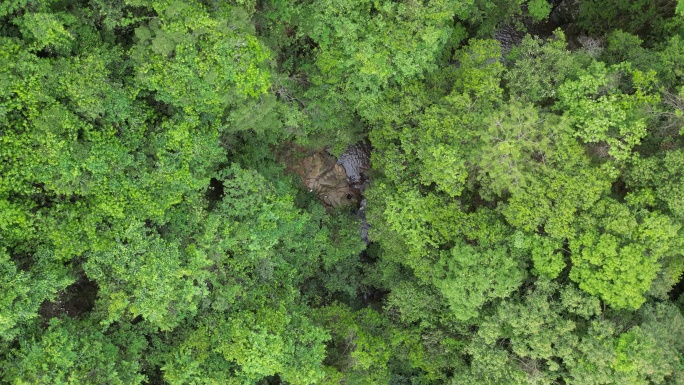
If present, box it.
[1,0,684,384]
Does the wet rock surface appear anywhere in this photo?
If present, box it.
[495,24,527,54]
[335,142,372,185]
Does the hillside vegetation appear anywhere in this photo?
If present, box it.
[2,1,684,384]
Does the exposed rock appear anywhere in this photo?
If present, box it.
[279,142,372,242]
[279,145,360,208]
[302,150,361,207]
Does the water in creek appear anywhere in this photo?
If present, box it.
[335,142,372,243]
[335,142,372,186]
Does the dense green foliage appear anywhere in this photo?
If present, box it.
[1,0,684,384]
